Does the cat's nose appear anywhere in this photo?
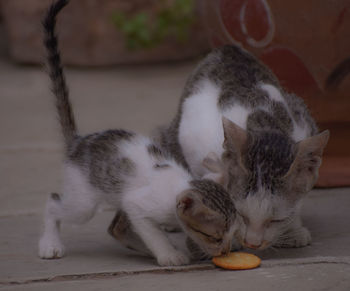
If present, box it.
[244,240,261,249]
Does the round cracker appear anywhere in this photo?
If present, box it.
[212,252,261,270]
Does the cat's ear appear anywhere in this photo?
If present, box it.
[177,194,195,213]
[222,117,247,154]
[202,152,225,184]
[177,191,216,219]
[222,117,248,174]
[284,130,330,198]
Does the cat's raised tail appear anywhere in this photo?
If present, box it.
[42,0,77,149]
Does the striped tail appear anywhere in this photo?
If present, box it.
[42,0,77,148]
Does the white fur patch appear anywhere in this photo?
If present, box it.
[117,135,192,225]
[291,124,309,142]
[179,79,255,177]
[62,163,102,222]
[122,164,191,226]
[237,194,273,227]
[260,83,284,102]
[179,80,224,177]
[222,104,251,130]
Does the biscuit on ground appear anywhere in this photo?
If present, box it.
[212,252,261,270]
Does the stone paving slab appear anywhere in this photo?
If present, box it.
[3,263,350,291]
[0,150,61,216]
[0,188,349,287]
[0,211,212,284]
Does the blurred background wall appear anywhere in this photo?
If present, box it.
[0,0,209,65]
[203,0,350,187]
[0,0,349,187]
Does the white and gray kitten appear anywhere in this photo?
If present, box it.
[38,0,236,266]
[158,45,329,250]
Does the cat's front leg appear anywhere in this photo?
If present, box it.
[128,217,190,266]
[274,225,311,248]
[39,219,65,259]
[108,211,152,256]
[38,193,65,259]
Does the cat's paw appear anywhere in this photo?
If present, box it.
[38,235,65,259]
[156,250,190,266]
[293,227,311,247]
[274,227,311,248]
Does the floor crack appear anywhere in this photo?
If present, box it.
[1,257,350,287]
[0,264,215,286]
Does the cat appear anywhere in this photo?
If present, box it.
[157,45,329,250]
[38,0,236,266]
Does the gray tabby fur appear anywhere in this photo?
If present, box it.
[158,46,318,168]
[156,45,329,251]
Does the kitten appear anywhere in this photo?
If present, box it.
[38,0,236,266]
[158,45,329,250]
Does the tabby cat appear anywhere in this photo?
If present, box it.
[158,45,329,250]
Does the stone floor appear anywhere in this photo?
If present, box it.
[0,28,349,290]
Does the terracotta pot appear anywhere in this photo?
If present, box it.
[0,0,209,65]
[203,0,350,187]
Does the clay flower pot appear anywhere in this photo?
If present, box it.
[203,0,350,187]
[0,0,209,65]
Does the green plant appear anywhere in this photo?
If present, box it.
[112,0,195,50]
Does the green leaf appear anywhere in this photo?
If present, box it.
[112,0,195,50]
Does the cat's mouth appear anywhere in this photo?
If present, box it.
[234,233,271,251]
[242,240,270,250]
[197,241,232,257]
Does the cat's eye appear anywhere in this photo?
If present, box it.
[270,218,286,223]
[271,219,284,223]
[191,227,214,239]
[265,218,286,227]
[191,227,223,245]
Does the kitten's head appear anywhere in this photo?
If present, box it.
[176,179,236,257]
[203,117,329,250]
